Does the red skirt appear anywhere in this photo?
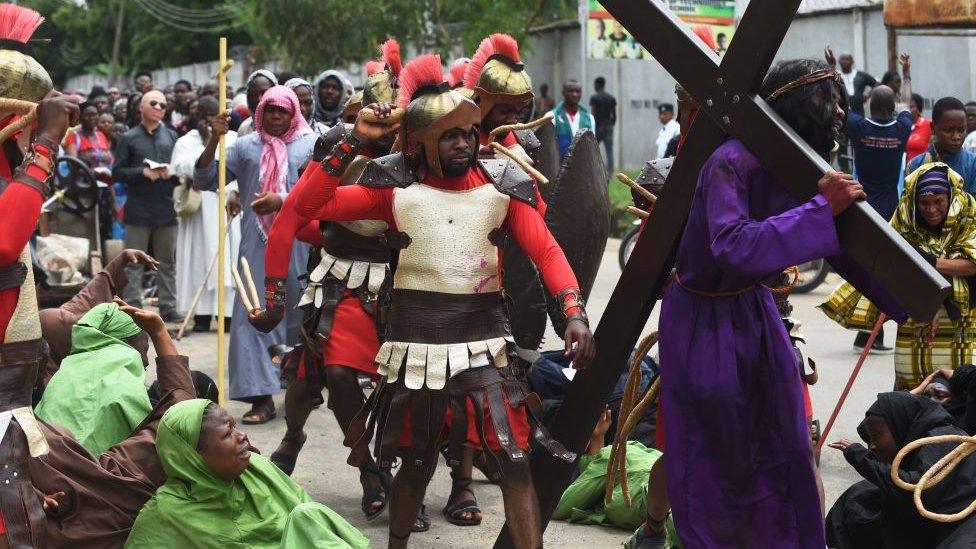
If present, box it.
[396,389,531,452]
[297,290,380,377]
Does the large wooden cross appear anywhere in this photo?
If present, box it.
[495,0,950,545]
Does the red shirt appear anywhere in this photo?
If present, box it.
[906,116,932,162]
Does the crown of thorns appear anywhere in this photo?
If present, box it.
[765,69,842,102]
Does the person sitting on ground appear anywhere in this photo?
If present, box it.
[908,97,976,195]
[38,249,157,370]
[821,164,976,390]
[25,300,200,548]
[826,392,976,548]
[34,300,155,455]
[910,366,976,435]
[553,408,677,547]
[123,398,369,548]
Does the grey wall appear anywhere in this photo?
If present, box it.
[523,6,976,170]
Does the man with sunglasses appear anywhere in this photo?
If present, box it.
[112,89,183,322]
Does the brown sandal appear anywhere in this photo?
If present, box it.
[242,398,277,425]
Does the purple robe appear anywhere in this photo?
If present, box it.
[659,139,905,548]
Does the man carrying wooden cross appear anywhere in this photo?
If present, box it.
[653,59,880,548]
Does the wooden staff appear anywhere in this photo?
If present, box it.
[626,206,649,220]
[239,257,261,308]
[487,112,554,143]
[215,37,235,407]
[175,218,236,340]
[231,262,253,312]
[359,107,404,124]
[488,142,549,185]
[616,172,656,204]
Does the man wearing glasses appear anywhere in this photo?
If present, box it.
[113,89,183,322]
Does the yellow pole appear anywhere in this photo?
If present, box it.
[216,37,234,407]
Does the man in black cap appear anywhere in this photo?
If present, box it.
[655,102,679,159]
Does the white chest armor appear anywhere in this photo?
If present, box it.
[392,183,509,294]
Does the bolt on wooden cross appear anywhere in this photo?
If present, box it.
[494,0,950,545]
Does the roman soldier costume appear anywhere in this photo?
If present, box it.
[257,39,404,484]
[0,5,60,546]
[464,34,543,171]
[276,54,586,482]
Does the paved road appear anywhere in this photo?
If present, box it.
[164,239,892,547]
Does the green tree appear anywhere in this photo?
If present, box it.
[23,0,250,87]
[235,0,576,75]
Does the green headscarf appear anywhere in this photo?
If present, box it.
[35,302,152,455]
[124,399,368,549]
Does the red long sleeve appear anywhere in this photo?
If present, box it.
[506,198,579,297]
[297,220,324,246]
[0,182,45,340]
[265,161,394,278]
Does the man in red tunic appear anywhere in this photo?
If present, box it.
[256,53,595,549]
[0,5,79,545]
[249,39,405,522]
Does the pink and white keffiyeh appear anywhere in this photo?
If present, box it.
[253,85,312,238]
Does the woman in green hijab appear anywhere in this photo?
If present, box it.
[35,301,153,455]
[124,398,369,548]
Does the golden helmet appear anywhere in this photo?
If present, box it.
[397,54,480,178]
[0,5,52,103]
[463,34,532,119]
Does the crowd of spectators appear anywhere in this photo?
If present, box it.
[56,69,351,326]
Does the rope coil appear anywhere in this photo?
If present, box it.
[892,434,976,522]
[0,98,37,145]
[605,331,660,507]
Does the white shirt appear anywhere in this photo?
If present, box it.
[841,71,856,97]
[656,119,680,159]
[549,107,596,136]
[964,131,976,155]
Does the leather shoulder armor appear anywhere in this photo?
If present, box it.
[311,122,353,162]
[513,128,542,162]
[340,155,372,185]
[359,152,417,188]
[479,158,537,207]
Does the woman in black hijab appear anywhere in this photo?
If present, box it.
[826,392,976,548]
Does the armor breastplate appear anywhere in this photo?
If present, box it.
[392,183,509,294]
[4,246,41,344]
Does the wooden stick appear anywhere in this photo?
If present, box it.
[176,249,219,340]
[616,172,656,204]
[231,263,254,312]
[359,107,404,125]
[488,142,549,185]
[215,37,233,408]
[240,257,261,308]
[626,206,649,219]
[174,220,233,340]
[488,112,554,143]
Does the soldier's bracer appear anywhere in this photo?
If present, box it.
[13,135,57,197]
[557,288,589,327]
[320,133,363,176]
[249,277,287,333]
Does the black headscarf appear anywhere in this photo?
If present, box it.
[858,392,954,448]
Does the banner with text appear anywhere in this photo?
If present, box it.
[586,0,736,59]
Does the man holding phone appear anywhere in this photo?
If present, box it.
[112,89,182,321]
